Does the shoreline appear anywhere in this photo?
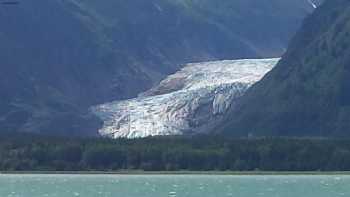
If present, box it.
[1,171,350,175]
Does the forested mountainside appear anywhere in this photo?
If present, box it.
[0,0,320,135]
[221,0,350,137]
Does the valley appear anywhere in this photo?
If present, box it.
[0,0,320,136]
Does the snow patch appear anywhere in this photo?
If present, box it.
[308,0,317,9]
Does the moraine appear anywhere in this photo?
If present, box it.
[92,58,279,138]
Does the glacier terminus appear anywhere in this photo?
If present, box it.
[92,58,280,138]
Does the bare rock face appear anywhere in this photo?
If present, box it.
[92,58,279,138]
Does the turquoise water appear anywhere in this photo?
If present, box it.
[0,174,349,197]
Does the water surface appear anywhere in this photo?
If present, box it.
[0,174,349,197]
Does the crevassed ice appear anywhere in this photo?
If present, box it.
[91,58,279,138]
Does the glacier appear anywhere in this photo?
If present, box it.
[91,58,279,138]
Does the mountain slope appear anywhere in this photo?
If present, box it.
[0,0,150,135]
[221,0,350,137]
[0,0,320,135]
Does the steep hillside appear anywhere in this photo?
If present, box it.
[0,0,319,135]
[221,0,350,137]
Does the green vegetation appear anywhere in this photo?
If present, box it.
[1,133,350,172]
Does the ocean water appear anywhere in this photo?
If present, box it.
[0,174,349,197]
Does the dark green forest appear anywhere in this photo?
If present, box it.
[1,133,350,172]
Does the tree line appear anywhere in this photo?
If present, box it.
[0,133,350,171]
